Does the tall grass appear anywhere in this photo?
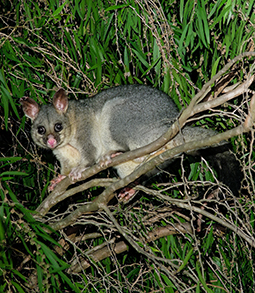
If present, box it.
[1,0,255,292]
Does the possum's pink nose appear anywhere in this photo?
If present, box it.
[47,135,57,149]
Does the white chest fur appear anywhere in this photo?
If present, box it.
[53,144,81,174]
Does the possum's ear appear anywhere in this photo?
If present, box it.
[20,97,40,121]
[53,88,69,114]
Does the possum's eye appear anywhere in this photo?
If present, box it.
[37,126,46,135]
[54,123,63,132]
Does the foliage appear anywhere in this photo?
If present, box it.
[0,0,255,292]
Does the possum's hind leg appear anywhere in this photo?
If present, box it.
[115,160,144,201]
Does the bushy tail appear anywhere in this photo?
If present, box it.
[163,126,242,196]
[166,126,226,155]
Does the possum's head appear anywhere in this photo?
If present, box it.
[20,89,72,150]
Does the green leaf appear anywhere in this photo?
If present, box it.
[0,86,9,129]
[180,0,184,22]
[188,162,200,181]
[1,85,20,120]
[211,56,221,78]
[161,273,175,288]
[0,157,22,163]
[0,171,28,177]
[196,261,214,293]
[0,217,5,242]
[204,227,214,250]
[58,271,80,293]
[11,281,26,293]
[12,269,27,282]
[141,57,161,77]
[105,4,129,12]
[177,248,194,273]
[52,1,68,17]
[39,241,67,268]
[36,258,43,292]
[132,49,149,67]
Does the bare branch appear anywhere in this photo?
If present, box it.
[68,222,193,273]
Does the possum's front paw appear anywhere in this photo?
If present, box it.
[98,154,112,167]
[48,174,66,191]
[69,167,88,181]
[99,152,123,167]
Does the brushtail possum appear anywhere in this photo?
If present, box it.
[20,85,233,192]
